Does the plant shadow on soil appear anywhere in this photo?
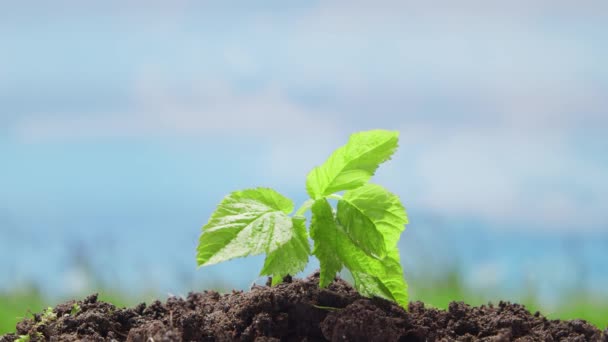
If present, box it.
[1,272,606,342]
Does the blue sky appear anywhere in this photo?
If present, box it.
[1,1,607,296]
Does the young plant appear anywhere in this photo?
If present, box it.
[70,303,81,316]
[196,129,409,307]
[36,307,57,326]
[14,335,30,342]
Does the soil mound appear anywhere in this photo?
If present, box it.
[1,273,606,341]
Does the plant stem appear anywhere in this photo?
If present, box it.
[295,194,342,217]
[295,199,314,217]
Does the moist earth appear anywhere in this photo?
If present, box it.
[1,273,606,341]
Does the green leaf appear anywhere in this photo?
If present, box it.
[337,183,408,257]
[260,216,310,285]
[70,303,81,316]
[349,249,408,307]
[310,199,343,287]
[339,238,408,307]
[310,198,408,307]
[196,129,411,309]
[197,188,298,268]
[306,130,399,199]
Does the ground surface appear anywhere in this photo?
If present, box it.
[1,273,606,341]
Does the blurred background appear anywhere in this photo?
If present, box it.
[1,0,607,332]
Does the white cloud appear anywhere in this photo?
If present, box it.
[283,0,606,99]
[388,123,608,231]
[13,75,341,143]
[6,0,607,232]
[301,0,608,18]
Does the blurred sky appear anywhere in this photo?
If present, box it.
[1,1,607,301]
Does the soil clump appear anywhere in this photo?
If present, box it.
[1,273,606,341]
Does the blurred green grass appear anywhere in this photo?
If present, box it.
[2,274,607,334]
[0,287,45,333]
[408,270,608,330]
[0,287,131,334]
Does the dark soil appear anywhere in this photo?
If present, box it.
[1,273,606,341]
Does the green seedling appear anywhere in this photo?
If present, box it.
[11,309,56,341]
[40,307,56,324]
[14,332,43,342]
[70,303,81,316]
[14,335,30,342]
[197,129,409,307]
